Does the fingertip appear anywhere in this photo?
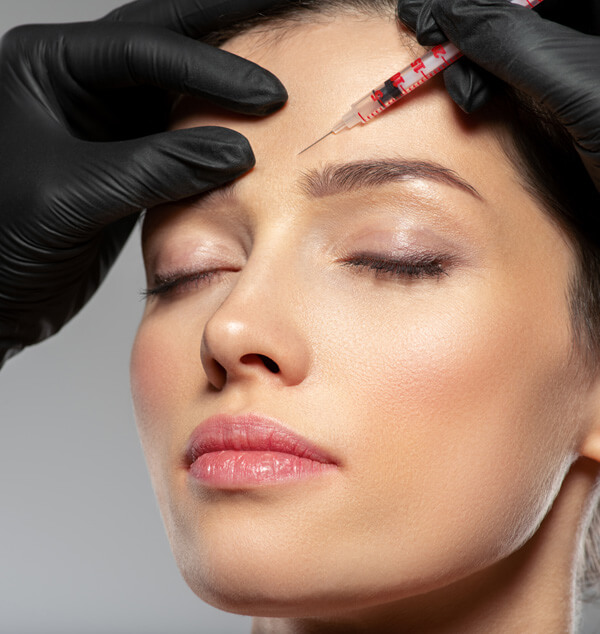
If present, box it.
[227,67,288,116]
[230,132,256,171]
[87,127,259,216]
[200,126,256,172]
[396,0,420,31]
[397,0,446,47]
[252,89,288,116]
[248,79,288,116]
[415,9,446,46]
[443,61,494,113]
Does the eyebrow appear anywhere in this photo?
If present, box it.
[298,159,483,200]
[186,157,484,215]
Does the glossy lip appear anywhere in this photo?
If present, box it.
[185,412,339,467]
[185,413,339,488]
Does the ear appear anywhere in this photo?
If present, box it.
[578,374,600,463]
[580,431,600,463]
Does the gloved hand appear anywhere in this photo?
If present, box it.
[0,0,288,368]
[396,0,600,192]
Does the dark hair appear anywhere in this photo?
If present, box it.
[203,0,600,599]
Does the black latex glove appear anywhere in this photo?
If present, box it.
[396,0,600,192]
[0,0,288,368]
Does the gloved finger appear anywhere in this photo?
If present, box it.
[95,214,140,277]
[397,0,426,32]
[58,127,255,233]
[427,0,594,111]
[399,0,600,42]
[57,22,287,115]
[396,0,492,112]
[443,58,498,113]
[104,0,289,38]
[397,0,446,45]
[0,210,140,354]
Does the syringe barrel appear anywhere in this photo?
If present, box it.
[331,0,541,135]
[344,42,462,128]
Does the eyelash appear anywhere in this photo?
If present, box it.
[141,254,448,298]
[141,270,223,298]
[341,254,448,281]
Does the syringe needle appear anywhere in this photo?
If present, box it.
[298,0,543,157]
[298,130,333,155]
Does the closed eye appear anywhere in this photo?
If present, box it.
[141,252,450,299]
[141,269,233,298]
[341,254,449,281]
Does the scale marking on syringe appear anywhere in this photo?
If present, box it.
[298,0,545,155]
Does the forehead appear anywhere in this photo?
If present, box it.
[172,15,515,200]
[152,13,570,272]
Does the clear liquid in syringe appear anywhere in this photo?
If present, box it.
[298,0,545,154]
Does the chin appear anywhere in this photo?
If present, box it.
[172,536,471,621]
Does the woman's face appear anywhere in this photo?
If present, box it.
[131,14,593,618]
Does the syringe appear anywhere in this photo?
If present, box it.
[299,0,545,155]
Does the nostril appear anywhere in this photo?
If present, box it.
[240,353,280,373]
[259,355,280,373]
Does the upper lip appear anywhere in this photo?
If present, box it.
[185,413,338,466]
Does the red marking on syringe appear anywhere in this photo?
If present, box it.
[391,72,406,91]
[297,0,545,156]
[431,45,448,63]
[411,58,427,78]
[371,90,386,107]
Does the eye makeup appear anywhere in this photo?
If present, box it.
[142,268,238,299]
[141,249,454,299]
[141,185,472,301]
[340,253,450,281]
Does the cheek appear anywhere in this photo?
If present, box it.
[327,275,579,563]
[130,315,196,478]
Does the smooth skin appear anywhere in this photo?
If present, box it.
[131,13,600,634]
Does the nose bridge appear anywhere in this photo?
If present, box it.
[226,214,307,312]
[200,218,312,389]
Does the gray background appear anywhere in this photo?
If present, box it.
[0,2,599,633]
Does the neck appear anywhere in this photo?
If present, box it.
[252,459,599,634]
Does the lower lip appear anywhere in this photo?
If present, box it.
[189,450,337,488]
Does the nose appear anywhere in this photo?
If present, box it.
[200,266,312,391]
